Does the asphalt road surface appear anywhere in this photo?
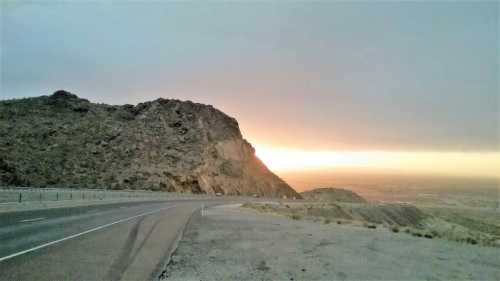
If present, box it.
[0,200,208,280]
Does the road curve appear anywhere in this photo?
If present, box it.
[0,200,205,280]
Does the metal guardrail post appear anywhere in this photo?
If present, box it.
[18,193,22,203]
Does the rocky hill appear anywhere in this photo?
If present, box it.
[0,90,299,198]
[301,188,366,203]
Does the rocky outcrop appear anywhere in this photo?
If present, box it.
[301,188,366,203]
[0,90,299,198]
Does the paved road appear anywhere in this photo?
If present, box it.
[0,200,209,280]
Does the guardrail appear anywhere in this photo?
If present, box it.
[0,188,211,204]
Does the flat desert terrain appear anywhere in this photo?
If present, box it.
[165,204,500,281]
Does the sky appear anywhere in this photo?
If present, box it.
[1,1,498,179]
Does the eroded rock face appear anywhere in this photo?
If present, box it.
[0,91,299,198]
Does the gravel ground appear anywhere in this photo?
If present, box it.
[165,204,500,281]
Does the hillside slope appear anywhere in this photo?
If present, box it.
[0,90,299,198]
[301,187,367,203]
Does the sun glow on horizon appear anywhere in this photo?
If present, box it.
[254,146,500,179]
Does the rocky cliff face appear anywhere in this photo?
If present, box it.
[0,90,299,198]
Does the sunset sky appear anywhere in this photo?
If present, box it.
[1,2,498,179]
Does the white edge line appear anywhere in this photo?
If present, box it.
[20,217,46,223]
[0,205,175,263]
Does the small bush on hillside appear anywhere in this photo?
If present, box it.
[324,219,331,224]
[364,223,377,229]
[290,214,302,220]
[466,237,478,245]
[241,202,253,208]
[391,226,400,233]
[412,232,423,237]
[430,230,440,238]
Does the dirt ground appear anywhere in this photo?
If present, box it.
[165,204,500,281]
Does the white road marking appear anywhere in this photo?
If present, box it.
[0,205,176,263]
[20,217,46,223]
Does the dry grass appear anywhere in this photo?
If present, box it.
[241,202,499,247]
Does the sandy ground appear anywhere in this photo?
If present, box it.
[165,204,500,281]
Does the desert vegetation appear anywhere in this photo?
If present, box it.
[241,201,499,247]
[0,91,298,198]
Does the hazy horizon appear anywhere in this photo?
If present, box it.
[277,168,499,193]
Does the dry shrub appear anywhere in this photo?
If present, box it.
[466,237,478,245]
[364,223,377,229]
[241,202,253,208]
[412,232,423,237]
